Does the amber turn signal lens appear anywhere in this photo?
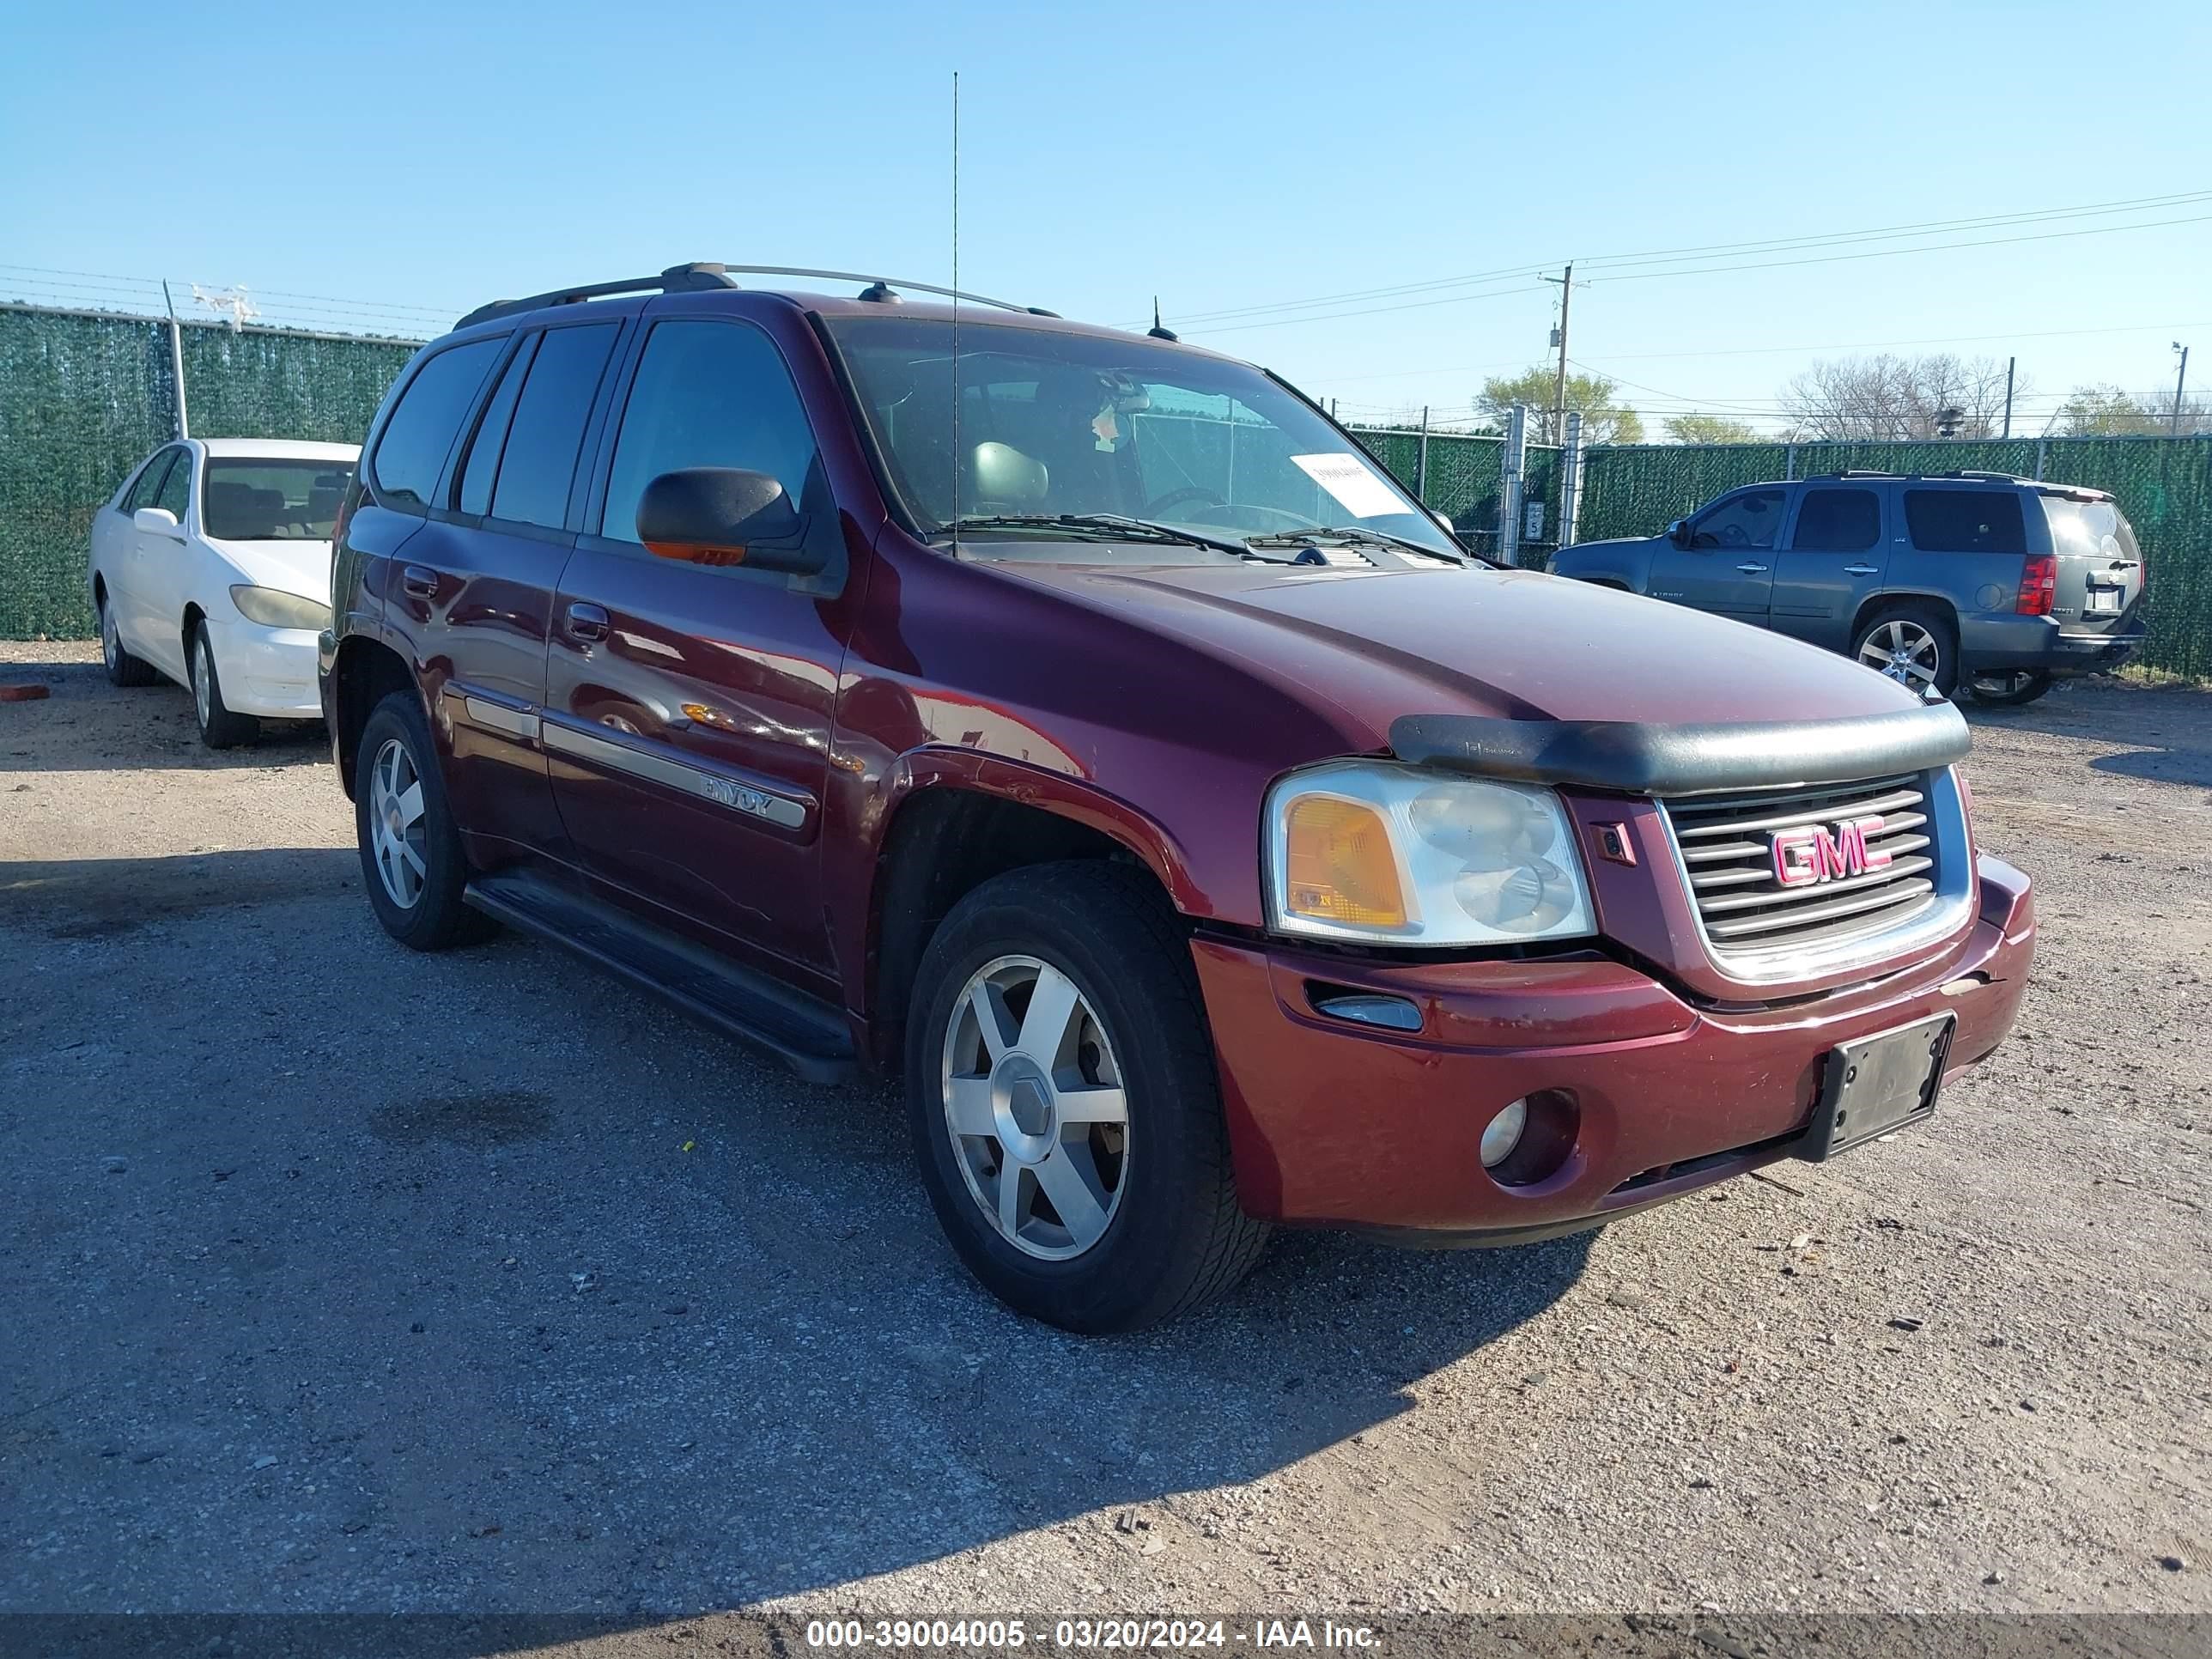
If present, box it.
[1282,796,1407,928]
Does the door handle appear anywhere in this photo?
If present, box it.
[400,564,438,599]
[1844,563,1879,576]
[1735,562,1768,574]
[565,602,611,642]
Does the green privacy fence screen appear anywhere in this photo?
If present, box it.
[0,305,416,639]
[3,302,2208,677]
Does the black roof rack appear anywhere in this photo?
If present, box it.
[455,262,1060,330]
[1806,468,2037,484]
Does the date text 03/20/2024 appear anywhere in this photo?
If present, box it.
[803,1620,1379,1650]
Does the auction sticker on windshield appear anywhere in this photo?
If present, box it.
[1291,453,1406,519]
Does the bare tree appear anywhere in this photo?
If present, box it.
[1781,354,2027,441]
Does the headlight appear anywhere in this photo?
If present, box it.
[1264,762,1596,946]
[229,585,331,630]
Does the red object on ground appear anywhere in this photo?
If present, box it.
[0,684,52,702]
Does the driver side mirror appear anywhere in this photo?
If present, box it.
[134,507,185,538]
[1666,517,1690,549]
[636,468,817,574]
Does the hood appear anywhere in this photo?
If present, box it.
[204,538,334,605]
[993,561,1923,752]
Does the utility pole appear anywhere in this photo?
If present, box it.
[2001,356,2015,441]
[2174,343,2191,435]
[1542,265,1573,447]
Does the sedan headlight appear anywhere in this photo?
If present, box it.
[1264,763,1595,946]
[229,585,331,631]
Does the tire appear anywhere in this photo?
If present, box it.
[905,861,1270,1333]
[1967,669,2055,707]
[1853,602,1959,699]
[188,622,260,748]
[353,690,490,951]
[99,594,158,688]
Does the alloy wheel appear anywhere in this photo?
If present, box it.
[1858,619,1942,692]
[368,737,429,909]
[101,604,118,672]
[939,954,1130,1261]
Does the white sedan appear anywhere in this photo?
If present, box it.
[88,437,358,748]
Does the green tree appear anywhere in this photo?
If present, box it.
[2055,385,2153,434]
[1662,413,1763,446]
[1475,367,1642,446]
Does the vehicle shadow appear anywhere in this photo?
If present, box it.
[1,847,1597,1626]
[0,658,330,773]
[1960,684,2212,788]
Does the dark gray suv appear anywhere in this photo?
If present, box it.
[1551,471,2148,705]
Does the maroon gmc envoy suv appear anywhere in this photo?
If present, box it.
[319,264,2035,1332]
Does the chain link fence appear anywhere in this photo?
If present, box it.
[1351,428,1562,564]
[0,305,416,638]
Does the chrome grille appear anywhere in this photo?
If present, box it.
[1663,772,1942,961]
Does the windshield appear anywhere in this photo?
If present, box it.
[824,317,1461,560]
[203,459,356,540]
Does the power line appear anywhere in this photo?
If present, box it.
[1144,188,2212,331]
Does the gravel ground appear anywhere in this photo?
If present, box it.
[3,643,2209,1640]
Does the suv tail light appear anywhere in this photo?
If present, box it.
[2016,553,2057,616]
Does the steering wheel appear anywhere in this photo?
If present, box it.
[1142,485,1226,517]
[1719,523,1750,548]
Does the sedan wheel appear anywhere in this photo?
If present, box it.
[941,954,1130,1261]
[100,598,156,687]
[368,737,429,910]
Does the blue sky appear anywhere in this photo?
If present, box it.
[5,0,2207,434]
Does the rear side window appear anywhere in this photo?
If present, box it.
[1904,489,2024,555]
[1689,488,1787,550]
[599,320,821,547]
[370,338,503,509]
[1791,487,1881,552]
[489,323,621,530]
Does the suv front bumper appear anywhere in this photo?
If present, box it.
[1192,855,2033,1242]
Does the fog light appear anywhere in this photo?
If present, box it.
[1480,1097,1529,1169]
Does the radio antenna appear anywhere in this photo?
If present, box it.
[951,70,961,555]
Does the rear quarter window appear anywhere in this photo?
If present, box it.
[1903,489,2024,555]
[369,338,504,510]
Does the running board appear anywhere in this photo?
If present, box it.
[465,870,856,1085]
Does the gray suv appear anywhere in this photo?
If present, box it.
[1551,471,2148,705]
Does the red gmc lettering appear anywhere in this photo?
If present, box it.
[1771,815,1891,887]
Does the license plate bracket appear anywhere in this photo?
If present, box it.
[2087,586,2123,614]
[1794,1012,1955,1163]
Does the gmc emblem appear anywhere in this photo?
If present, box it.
[1771,815,1892,888]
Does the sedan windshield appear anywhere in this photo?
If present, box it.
[824,317,1462,561]
[203,459,356,540]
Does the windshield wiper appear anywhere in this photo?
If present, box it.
[1246,525,1474,567]
[936,513,1257,560]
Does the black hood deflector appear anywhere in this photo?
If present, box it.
[1389,700,1971,796]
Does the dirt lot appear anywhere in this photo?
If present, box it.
[3,643,2209,1637]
